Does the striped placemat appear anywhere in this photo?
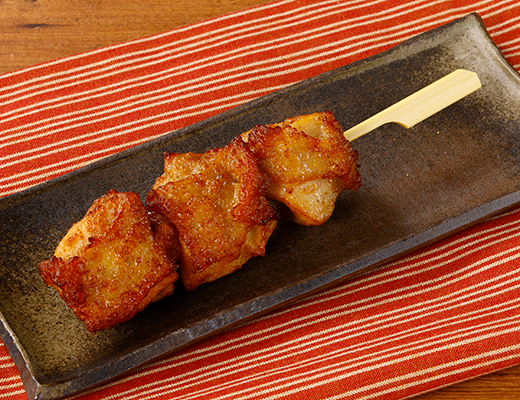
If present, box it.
[2,0,520,399]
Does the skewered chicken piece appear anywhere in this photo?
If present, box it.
[38,190,181,333]
[147,136,278,291]
[241,111,361,226]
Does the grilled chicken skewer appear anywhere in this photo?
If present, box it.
[38,70,480,332]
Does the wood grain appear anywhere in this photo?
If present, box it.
[0,0,268,74]
[1,1,519,398]
[416,365,520,399]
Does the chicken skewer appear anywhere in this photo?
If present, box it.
[38,70,481,332]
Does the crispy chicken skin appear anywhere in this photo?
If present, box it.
[38,190,181,333]
[241,111,361,225]
[147,136,278,291]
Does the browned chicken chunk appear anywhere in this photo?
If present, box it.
[242,111,361,225]
[38,190,181,333]
[147,136,278,291]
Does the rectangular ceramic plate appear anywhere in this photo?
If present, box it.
[2,13,520,400]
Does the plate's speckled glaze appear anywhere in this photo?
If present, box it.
[1,13,520,400]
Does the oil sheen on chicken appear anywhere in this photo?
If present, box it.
[242,111,361,225]
[147,136,278,291]
[38,190,181,333]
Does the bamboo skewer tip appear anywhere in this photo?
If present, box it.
[344,69,482,142]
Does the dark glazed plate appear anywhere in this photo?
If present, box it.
[1,13,520,400]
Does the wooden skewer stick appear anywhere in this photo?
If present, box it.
[344,69,482,142]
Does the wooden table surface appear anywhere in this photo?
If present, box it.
[1,1,519,399]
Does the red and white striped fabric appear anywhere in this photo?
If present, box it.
[2,0,520,399]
